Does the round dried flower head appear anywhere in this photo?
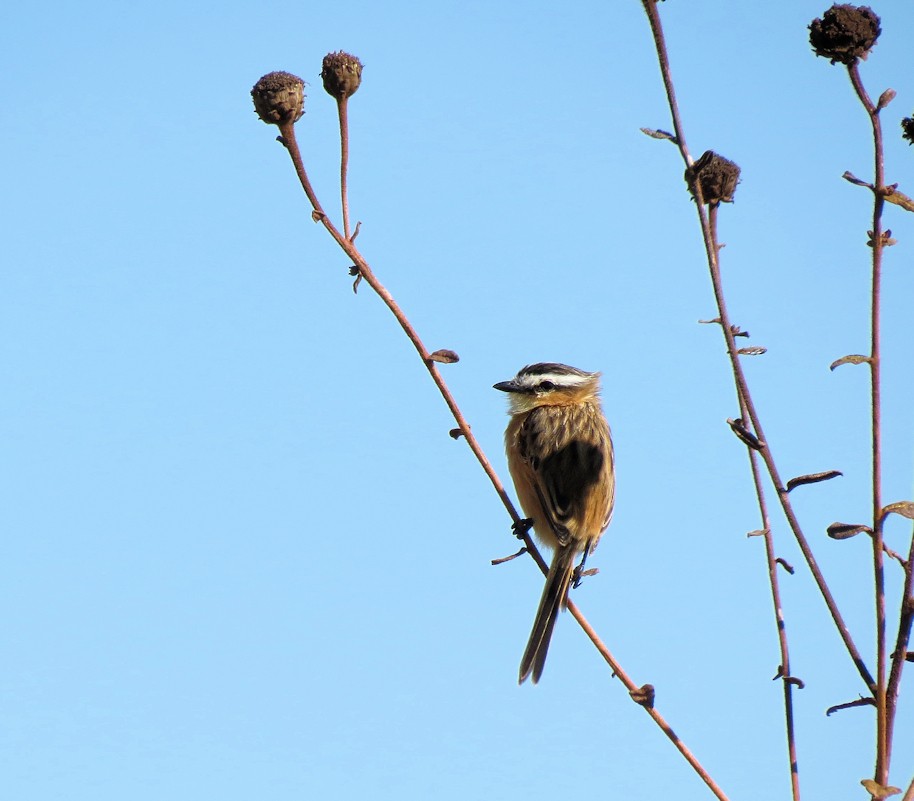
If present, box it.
[251,71,305,126]
[685,151,741,205]
[902,117,914,146]
[809,4,881,65]
[321,51,363,101]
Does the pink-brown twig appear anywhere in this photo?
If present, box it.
[271,110,729,801]
[846,60,889,783]
[640,0,874,698]
[335,97,353,240]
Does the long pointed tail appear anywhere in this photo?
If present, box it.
[518,546,576,684]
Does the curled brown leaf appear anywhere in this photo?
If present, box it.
[826,522,872,540]
[428,349,460,364]
[829,354,871,371]
[881,501,914,520]
[786,470,843,492]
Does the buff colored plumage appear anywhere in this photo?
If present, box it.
[495,363,615,684]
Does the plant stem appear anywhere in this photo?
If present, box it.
[276,122,517,525]
[641,0,690,158]
[640,0,875,697]
[567,599,731,801]
[746,440,800,801]
[711,205,800,801]
[886,526,914,745]
[847,61,888,783]
[273,115,730,801]
[337,97,352,239]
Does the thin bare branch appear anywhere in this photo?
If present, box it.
[276,119,525,530]
[640,1,875,703]
[270,114,727,799]
[640,1,691,161]
[747,441,801,800]
[336,97,353,240]
[847,59,889,783]
[567,598,731,801]
[886,525,914,764]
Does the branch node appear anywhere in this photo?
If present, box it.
[867,229,897,248]
[629,684,655,708]
[699,319,750,337]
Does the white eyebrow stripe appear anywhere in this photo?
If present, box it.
[516,371,592,389]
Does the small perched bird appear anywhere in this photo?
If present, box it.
[494,363,615,684]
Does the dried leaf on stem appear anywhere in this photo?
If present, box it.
[786,470,843,492]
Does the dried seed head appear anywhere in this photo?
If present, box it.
[321,51,363,101]
[809,4,881,65]
[251,71,306,125]
[685,151,740,205]
[902,116,914,146]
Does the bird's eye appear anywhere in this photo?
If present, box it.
[538,380,555,391]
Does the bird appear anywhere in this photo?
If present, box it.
[494,363,615,684]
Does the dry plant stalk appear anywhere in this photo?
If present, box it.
[642,1,914,799]
[251,4,914,795]
[251,58,729,801]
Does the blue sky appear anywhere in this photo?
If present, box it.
[3,1,914,799]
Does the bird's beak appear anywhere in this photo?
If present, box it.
[493,379,519,393]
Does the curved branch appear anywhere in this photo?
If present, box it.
[270,117,729,800]
[640,0,875,699]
